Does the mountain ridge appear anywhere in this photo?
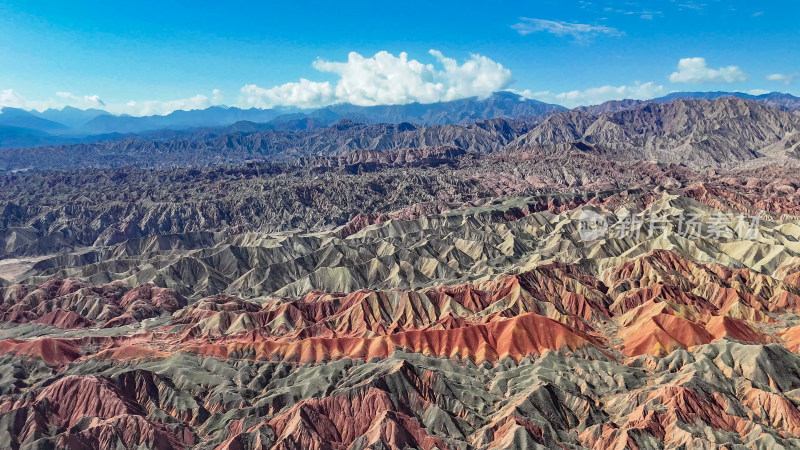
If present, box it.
[3,91,797,150]
[3,96,799,172]
[510,97,800,167]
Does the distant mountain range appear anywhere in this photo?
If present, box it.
[2,96,799,172]
[0,91,798,149]
[0,108,69,133]
[512,97,800,167]
[579,91,800,114]
[0,92,564,148]
[29,106,110,129]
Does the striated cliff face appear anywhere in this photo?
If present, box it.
[4,244,800,448]
[3,161,800,447]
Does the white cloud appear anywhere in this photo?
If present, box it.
[514,82,670,108]
[427,50,512,102]
[766,73,798,86]
[669,57,748,84]
[240,79,334,109]
[0,89,27,109]
[511,18,623,40]
[1,88,226,116]
[240,50,513,108]
[1,89,109,111]
[676,2,706,12]
[115,90,224,116]
[602,6,663,20]
[747,89,771,96]
[55,92,106,108]
[5,48,514,115]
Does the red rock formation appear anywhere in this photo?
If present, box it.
[268,387,445,450]
[0,279,184,327]
[3,249,800,448]
[33,308,94,329]
[0,338,80,365]
[185,312,598,364]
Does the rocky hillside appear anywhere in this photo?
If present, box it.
[4,166,800,447]
[0,144,711,259]
[510,97,800,167]
[0,118,533,171]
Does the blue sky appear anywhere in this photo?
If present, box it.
[1,0,798,114]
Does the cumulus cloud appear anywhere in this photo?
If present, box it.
[240,50,513,108]
[511,18,623,40]
[669,57,748,84]
[514,82,669,108]
[241,79,334,109]
[4,48,514,115]
[766,73,798,86]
